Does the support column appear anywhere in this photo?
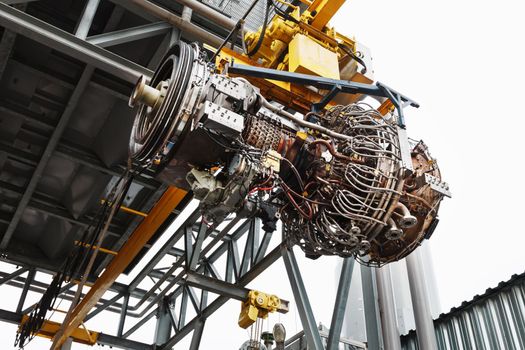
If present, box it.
[326,258,355,350]
[406,250,438,350]
[154,298,172,346]
[189,318,205,350]
[117,292,129,337]
[75,0,101,39]
[60,338,73,350]
[16,268,35,313]
[361,265,383,350]
[281,246,324,350]
[376,265,402,350]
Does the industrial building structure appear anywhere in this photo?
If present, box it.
[0,1,508,350]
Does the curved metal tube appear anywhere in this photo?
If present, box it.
[395,202,417,229]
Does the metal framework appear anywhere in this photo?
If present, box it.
[0,1,441,350]
[0,207,356,350]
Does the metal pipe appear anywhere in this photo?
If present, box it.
[181,6,192,23]
[376,265,402,350]
[326,258,355,350]
[259,97,353,141]
[406,249,439,350]
[360,265,383,350]
[0,267,28,285]
[127,0,224,47]
[75,241,118,255]
[395,202,417,229]
[175,0,236,29]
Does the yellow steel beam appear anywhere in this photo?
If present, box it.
[100,199,148,217]
[19,315,100,346]
[74,241,118,256]
[307,0,346,30]
[51,186,187,349]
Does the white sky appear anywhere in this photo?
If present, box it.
[2,0,525,349]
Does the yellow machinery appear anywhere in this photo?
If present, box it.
[238,290,286,329]
[216,0,374,112]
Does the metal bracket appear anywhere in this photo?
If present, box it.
[227,63,419,127]
[311,85,341,112]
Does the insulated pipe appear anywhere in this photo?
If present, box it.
[128,0,224,47]
[181,5,193,23]
[406,249,439,350]
[375,266,402,350]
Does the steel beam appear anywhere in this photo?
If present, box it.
[97,333,153,350]
[85,292,123,322]
[75,0,100,39]
[0,308,22,324]
[185,270,245,300]
[174,0,236,30]
[128,210,201,291]
[117,292,129,337]
[159,244,283,349]
[326,258,355,350]
[0,66,94,250]
[228,63,419,117]
[122,309,157,338]
[281,247,324,350]
[0,266,28,285]
[154,297,172,345]
[0,0,40,4]
[15,268,34,313]
[114,0,224,47]
[0,269,153,316]
[0,308,152,350]
[189,318,205,350]
[0,3,25,79]
[51,187,187,349]
[0,2,151,82]
[87,22,171,48]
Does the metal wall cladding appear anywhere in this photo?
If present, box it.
[200,0,272,31]
[401,274,525,350]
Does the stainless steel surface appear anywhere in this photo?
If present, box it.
[326,258,355,350]
[406,250,439,350]
[87,22,172,48]
[361,265,384,350]
[376,265,402,350]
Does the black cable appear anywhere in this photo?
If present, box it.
[15,164,139,348]
[271,0,300,24]
[245,0,271,56]
[338,43,368,75]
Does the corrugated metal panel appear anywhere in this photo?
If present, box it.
[401,273,525,350]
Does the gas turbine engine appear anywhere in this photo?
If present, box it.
[128,42,450,266]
